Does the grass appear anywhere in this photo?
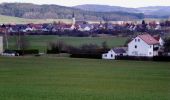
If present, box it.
[1,14,169,25]
[7,36,127,52]
[0,15,72,24]
[0,56,170,100]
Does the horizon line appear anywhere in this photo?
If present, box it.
[0,2,170,8]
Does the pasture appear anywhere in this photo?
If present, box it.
[0,15,72,24]
[0,57,170,100]
[7,36,127,52]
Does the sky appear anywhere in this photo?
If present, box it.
[0,0,170,8]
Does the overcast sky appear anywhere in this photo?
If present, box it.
[0,0,170,8]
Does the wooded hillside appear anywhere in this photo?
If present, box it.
[0,3,144,21]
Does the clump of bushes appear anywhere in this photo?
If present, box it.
[47,40,68,54]
[47,41,109,59]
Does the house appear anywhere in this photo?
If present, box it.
[23,27,33,32]
[0,36,3,54]
[128,34,162,57]
[78,24,93,31]
[153,35,164,46]
[63,24,73,30]
[30,24,43,31]
[102,47,127,59]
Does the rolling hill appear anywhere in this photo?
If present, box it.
[74,4,170,18]
[0,3,144,21]
[138,6,170,18]
[74,4,140,13]
[0,3,169,22]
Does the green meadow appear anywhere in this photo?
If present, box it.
[0,57,170,100]
[7,36,127,52]
[0,15,72,24]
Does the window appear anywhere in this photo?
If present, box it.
[111,54,113,57]
[135,45,137,49]
[138,39,140,42]
[135,39,137,42]
[150,46,152,48]
[149,52,152,55]
[105,55,107,57]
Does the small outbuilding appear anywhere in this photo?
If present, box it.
[102,47,127,60]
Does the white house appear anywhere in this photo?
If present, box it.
[78,24,92,31]
[102,47,127,59]
[23,27,34,32]
[0,36,3,54]
[128,34,161,57]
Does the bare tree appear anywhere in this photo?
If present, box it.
[48,40,67,53]
[15,32,30,50]
[1,24,9,49]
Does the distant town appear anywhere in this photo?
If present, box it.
[0,14,170,36]
[0,3,170,61]
[0,13,170,61]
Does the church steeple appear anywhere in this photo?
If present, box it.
[72,12,75,26]
[71,12,76,30]
[72,12,75,18]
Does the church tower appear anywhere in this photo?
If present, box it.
[71,12,76,30]
[72,12,76,26]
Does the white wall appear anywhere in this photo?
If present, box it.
[0,36,3,54]
[159,38,164,46]
[84,27,91,31]
[128,37,154,57]
[102,50,116,59]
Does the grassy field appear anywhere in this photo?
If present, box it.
[7,36,127,52]
[1,14,169,25]
[0,15,72,24]
[0,57,170,100]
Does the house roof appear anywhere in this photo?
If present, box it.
[112,47,126,54]
[79,24,93,29]
[138,34,159,45]
[153,35,161,41]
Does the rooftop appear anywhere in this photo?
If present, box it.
[138,34,159,45]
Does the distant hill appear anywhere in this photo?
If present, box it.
[0,3,144,21]
[74,4,170,18]
[137,6,170,18]
[74,4,140,13]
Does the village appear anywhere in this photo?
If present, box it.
[0,24,169,60]
[0,1,170,100]
[0,13,168,35]
[0,14,170,61]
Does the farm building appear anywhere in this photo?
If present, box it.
[0,36,3,54]
[102,47,127,59]
[128,34,162,57]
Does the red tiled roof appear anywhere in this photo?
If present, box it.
[153,35,161,41]
[138,34,159,45]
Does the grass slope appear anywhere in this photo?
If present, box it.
[7,36,127,52]
[0,15,71,24]
[0,57,170,100]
